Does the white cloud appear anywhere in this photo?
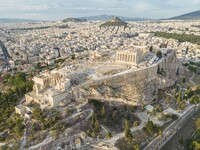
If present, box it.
[0,0,199,20]
[20,4,60,11]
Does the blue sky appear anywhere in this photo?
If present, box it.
[0,0,200,20]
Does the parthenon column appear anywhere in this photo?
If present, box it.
[131,55,133,62]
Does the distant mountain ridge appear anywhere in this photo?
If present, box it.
[169,10,200,20]
[3,10,200,23]
[100,17,128,27]
[78,14,151,21]
[62,18,87,23]
[0,18,41,23]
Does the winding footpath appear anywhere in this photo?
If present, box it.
[185,69,196,86]
[103,112,148,145]
[189,72,196,86]
[144,105,197,150]
[28,108,94,150]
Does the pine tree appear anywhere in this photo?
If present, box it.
[92,113,96,128]
[101,106,106,117]
[124,119,133,143]
[165,96,170,104]
[177,91,182,104]
[94,119,100,132]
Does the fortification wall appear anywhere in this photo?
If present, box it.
[70,51,177,105]
[80,51,176,89]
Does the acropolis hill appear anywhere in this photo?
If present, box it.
[2,16,200,150]
[25,45,179,108]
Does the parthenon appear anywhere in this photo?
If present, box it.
[116,46,148,65]
[116,52,136,64]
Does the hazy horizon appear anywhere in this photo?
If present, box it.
[0,0,200,20]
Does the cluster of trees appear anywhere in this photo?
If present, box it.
[155,32,200,45]
[0,73,33,109]
[30,107,66,143]
[32,107,45,122]
[185,118,200,149]
[189,95,200,104]
[0,72,33,141]
[32,108,63,131]
[116,119,140,150]
[12,115,25,138]
[176,91,186,110]
[0,114,24,142]
[183,61,200,74]
[92,113,100,133]
[86,113,101,138]
[124,119,134,143]
[144,119,161,136]
[185,86,200,99]
[88,99,139,141]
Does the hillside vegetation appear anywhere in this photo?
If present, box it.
[155,32,200,45]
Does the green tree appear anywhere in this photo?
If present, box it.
[192,141,200,150]
[158,129,163,136]
[149,46,153,52]
[94,119,100,132]
[145,119,154,135]
[165,96,170,104]
[195,118,200,130]
[178,101,186,110]
[124,119,133,143]
[133,144,140,150]
[106,132,112,139]
[52,130,59,138]
[91,132,95,138]
[176,91,182,104]
[101,106,106,117]
[189,95,200,104]
[156,105,162,112]
[156,50,162,58]
[133,121,139,127]
[13,116,25,138]
[32,108,45,122]
[91,113,96,128]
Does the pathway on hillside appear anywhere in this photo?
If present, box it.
[103,112,148,145]
[185,68,196,86]
[143,105,196,150]
[189,72,196,86]
[20,128,27,150]
[28,108,94,150]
